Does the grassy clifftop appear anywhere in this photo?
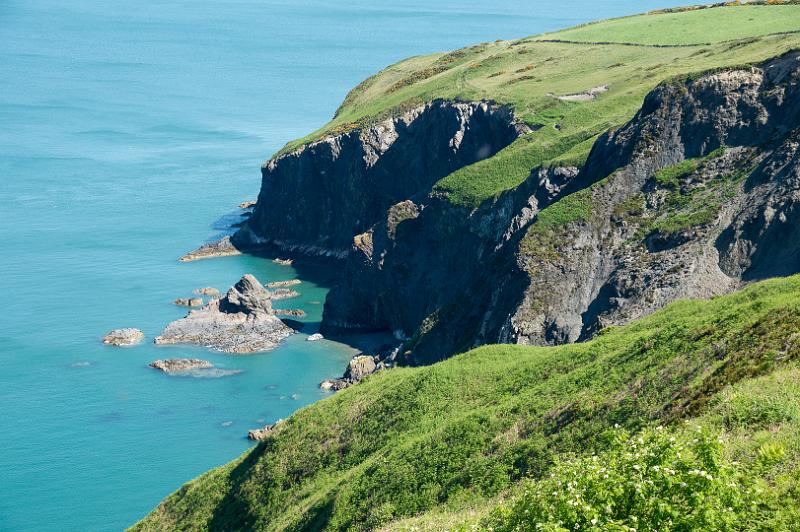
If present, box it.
[278,3,800,207]
[133,274,800,530]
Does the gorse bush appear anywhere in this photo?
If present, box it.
[481,426,757,532]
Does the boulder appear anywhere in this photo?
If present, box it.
[219,274,274,315]
[307,333,324,342]
[273,258,293,266]
[345,355,377,381]
[103,328,144,346]
[319,355,379,392]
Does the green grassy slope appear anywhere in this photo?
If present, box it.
[276,4,800,207]
[132,274,800,531]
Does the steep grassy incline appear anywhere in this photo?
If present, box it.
[133,275,800,531]
[276,3,800,208]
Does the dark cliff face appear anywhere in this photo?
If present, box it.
[233,100,523,257]
[242,51,800,366]
[321,165,578,364]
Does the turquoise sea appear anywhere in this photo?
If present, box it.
[0,1,691,530]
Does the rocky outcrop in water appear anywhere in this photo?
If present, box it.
[266,279,301,288]
[268,288,299,300]
[154,274,294,353]
[103,328,144,346]
[179,236,241,262]
[149,358,213,372]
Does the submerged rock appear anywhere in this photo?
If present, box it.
[179,236,241,262]
[103,328,144,346]
[194,287,221,297]
[173,297,203,307]
[149,358,213,373]
[154,274,294,353]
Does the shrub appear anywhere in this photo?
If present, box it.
[481,426,757,531]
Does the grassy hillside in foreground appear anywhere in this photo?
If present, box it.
[133,274,800,531]
[276,3,800,207]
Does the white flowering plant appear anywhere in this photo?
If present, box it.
[481,425,756,531]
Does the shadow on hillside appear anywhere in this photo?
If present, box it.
[208,445,262,530]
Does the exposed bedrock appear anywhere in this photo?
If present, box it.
[513,51,800,347]
[322,164,578,364]
[233,100,525,257]
[324,51,800,363]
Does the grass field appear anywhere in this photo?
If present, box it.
[276,4,800,207]
[537,4,800,45]
[133,274,800,531]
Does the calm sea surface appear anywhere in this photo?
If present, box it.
[0,1,690,529]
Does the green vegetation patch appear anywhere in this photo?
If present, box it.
[640,148,749,241]
[482,426,755,531]
[132,274,800,531]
